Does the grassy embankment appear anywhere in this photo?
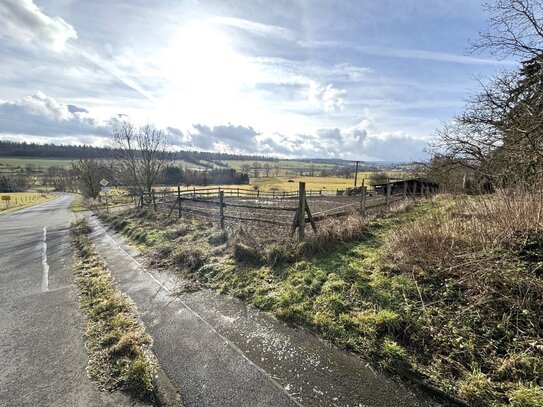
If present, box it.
[0,192,57,213]
[101,190,543,406]
[70,218,156,400]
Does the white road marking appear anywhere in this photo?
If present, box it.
[93,220,304,407]
[41,226,49,292]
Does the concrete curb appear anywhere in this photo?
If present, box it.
[153,363,184,407]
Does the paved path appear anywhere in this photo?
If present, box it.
[0,195,142,407]
[88,215,433,407]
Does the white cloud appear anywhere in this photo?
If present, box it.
[0,91,428,160]
[308,82,347,113]
[0,92,115,137]
[211,16,296,42]
[0,0,77,51]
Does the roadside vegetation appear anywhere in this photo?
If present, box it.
[70,218,156,400]
[100,189,543,406]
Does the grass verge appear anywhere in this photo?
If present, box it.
[70,218,156,400]
[99,192,543,406]
[69,193,86,212]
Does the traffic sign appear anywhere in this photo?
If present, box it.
[100,178,109,187]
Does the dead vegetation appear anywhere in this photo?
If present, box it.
[386,190,543,405]
[70,218,156,400]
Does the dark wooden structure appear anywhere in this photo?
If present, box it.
[372,178,439,196]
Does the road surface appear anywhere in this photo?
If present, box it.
[0,195,139,407]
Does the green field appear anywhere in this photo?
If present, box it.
[0,157,75,170]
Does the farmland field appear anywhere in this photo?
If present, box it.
[0,157,74,170]
[250,175,369,191]
[0,156,204,171]
[0,192,57,213]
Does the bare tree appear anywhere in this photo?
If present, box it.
[273,164,281,176]
[72,159,104,198]
[432,0,543,188]
[252,162,260,178]
[113,122,171,194]
[471,0,543,60]
[262,163,271,177]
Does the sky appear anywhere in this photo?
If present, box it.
[0,0,516,161]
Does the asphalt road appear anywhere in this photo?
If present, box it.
[0,195,139,407]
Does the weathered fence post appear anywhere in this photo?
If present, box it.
[420,183,424,198]
[152,188,157,211]
[193,187,196,198]
[298,182,306,240]
[219,190,225,230]
[177,186,182,218]
[140,194,144,208]
[360,186,367,218]
[386,183,391,208]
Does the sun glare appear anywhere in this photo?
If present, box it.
[160,21,255,95]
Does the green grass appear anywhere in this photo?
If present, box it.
[70,219,156,400]
[0,156,75,169]
[99,193,543,406]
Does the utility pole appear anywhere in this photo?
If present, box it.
[354,161,359,187]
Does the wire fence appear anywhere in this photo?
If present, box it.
[117,181,437,243]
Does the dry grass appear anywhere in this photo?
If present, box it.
[0,192,57,213]
[71,219,156,400]
[391,190,543,266]
[387,189,543,405]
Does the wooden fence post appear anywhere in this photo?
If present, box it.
[177,186,181,218]
[386,183,391,208]
[193,187,196,198]
[140,194,144,208]
[298,182,306,240]
[219,191,225,229]
[420,183,424,198]
[360,186,367,218]
[152,188,157,211]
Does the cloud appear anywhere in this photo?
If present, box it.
[211,17,295,42]
[0,92,427,161]
[190,124,260,152]
[0,0,77,51]
[308,82,347,113]
[0,91,114,137]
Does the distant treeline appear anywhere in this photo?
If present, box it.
[162,166,249,186]
[0,141,276,163]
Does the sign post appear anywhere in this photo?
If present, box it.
[100,179,110,212]
[1,195,10,209]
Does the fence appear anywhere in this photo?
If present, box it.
[135,181,435,241]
